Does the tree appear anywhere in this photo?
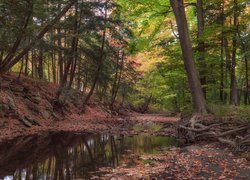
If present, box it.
[196,0,206,98]
[170,0,207,114]
[0,0,76,74]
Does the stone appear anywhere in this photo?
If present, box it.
[26,92,41,104]
[45,100,53,111]
[7,95,17,110]
[31,95,41,104]
[52,112,61,120]
[27,95,41,104]
[19,117,32,128]
[26,117,41,126]
[183,145,202,152]
[41,111,51,120]
[10,85,24,93]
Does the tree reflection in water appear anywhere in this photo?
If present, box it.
[0,132,175,180]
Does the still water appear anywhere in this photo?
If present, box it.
[0,132,176,180]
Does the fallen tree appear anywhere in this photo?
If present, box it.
[177,115,250,151]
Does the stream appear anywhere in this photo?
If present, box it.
[0,132,176,180]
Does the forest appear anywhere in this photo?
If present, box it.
[0,0,249,179]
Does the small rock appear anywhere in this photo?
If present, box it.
[52,112,61,120]
[10,85,24,93]
[45,100,53,111]
[19,117,32,127]
[41,111,51,120]
[25,116,41,126]
[7,95,17,110]
[26,92,41,104]
[183,145,202,152]
[169,147,179,151]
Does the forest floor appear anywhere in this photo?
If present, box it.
[98,142,250,179]
[96,114,250,180]
[0,74,249,179]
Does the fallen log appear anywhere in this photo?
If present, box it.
[178,115,250,151]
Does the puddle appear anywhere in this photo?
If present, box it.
[0,132,176,180]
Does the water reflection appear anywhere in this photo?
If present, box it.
[0,132,175,180]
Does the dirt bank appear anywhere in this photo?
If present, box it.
[0,73,128,142]
[0,73,180,142]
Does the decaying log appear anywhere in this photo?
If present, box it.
[178,115,250,151]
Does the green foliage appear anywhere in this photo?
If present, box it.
[209,104,250,123]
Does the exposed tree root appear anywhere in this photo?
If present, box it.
[177,115,250,151]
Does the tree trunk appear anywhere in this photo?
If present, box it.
[24,50,29,76]
[38,49,43,79]
[68,3,80,89]
[243,45,249,105]
[83,0,108,106]
[0,50,3,65]
[57,28,64,84]
[196,0,206,98]
[57,2,78,97]
[31,49,34,78]
[230,0,239,105]
[220,1,225,102]
[170,0,207,114]
[110,52,124,109]
[245,56,249,105]
[77,56,81,91]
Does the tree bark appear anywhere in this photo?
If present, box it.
[196,0,206,98]
[220,1,225,102]
[230,0,239,105]
[24,50,29,76]
[110,52,124,109]
[38,49,43,79]
[68,3,79,89]
[56,2,79,98]
[170,0,207,114]
[243,44,249,105]
[83,0,108,106]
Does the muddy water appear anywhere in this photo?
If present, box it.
[0,132,176,180]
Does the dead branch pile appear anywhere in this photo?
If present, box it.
[177,115,250,151]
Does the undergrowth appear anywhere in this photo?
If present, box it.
[209,104,250,123]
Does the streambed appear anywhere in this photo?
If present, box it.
[0,132,176,179]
